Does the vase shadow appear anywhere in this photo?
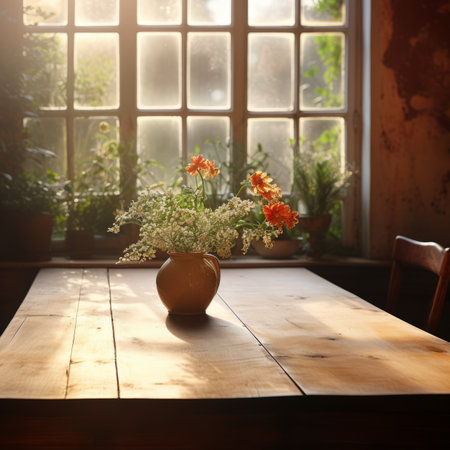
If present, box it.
[165,314,235,343]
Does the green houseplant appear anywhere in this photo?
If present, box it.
[291,137,352,256]
[0,167,64,260]
[64,121,163,258]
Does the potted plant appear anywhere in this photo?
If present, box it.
[64,182,99,259]
[0,168,64,260]
[291,138,352,257]
[64,120,166,259]
[248,202,303,259]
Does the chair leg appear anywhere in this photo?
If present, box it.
[386,261,402,313]
[427,275,449,333]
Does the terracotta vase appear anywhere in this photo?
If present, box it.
[156,252,221,315]
[252,239,300,259]
[297,214,332,257]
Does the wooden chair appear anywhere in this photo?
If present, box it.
[386,235,450,334]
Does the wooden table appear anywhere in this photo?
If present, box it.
[1,267,449,449]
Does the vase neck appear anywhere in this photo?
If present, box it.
[169,252,206,261]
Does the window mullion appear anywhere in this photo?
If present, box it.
[119,0,137,203]
[67,0,75,180]
[181,0,188,163]
[231,0,248,192]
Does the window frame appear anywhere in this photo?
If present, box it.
[20,0,362,252]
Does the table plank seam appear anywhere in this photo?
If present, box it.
[217,292,307,396]
[5,317,26,345]
[107,269,121,399]
[64,269,84,399]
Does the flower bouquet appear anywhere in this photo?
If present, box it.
[109,154,298,261]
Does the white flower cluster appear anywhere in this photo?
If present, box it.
[109,188,257,261]
[241,227,281,254]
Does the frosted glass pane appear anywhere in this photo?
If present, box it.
[188,0,232,26]
[247,119,294,192]
[188,33,231,110]
[23,33,67,109]
[74,33,119,109]
[300,33,345,110]
[74,117,119,176]
[75,0,119,26]
[187,117,230,156]
[138,33,181,109]
[138,0,181,25]
[23,0,67,26]
[299,118,345,166]
[137,117,182,185]
[248,0,295,26]
[248,33,294,111]
[23,117,66,176]
[301,0,346,26]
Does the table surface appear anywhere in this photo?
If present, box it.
[1,267,450,400]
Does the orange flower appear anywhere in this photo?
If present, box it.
[263,202,299,231]
[258,185,282,204]
[186,155,220,179]
[249,171,281,204]
[202,160,220,179]
[186,154,209,176]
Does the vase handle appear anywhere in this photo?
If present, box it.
[204,253,221,293]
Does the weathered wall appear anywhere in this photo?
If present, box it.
[370,0,450,258]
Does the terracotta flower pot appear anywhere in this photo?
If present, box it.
[297,214,332,257]
[0,211,54,261]
[156,252,221,315]
[252,239,300,259]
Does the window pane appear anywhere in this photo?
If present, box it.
[138,0,182,25]
[74,117,119,177]
[300,33,345,110]
[23,117,67,176]
[188,33,231,110]
[75,0,119,26]
[74,33,119,109]
[301,0,346,26]
[23,0,68,26]
[248,0,295,26]
[187,117,230,156]
[137,117,182,185]
[23,33,67,109]
[138,33,181,109]
[299,117,345,167]
[248,119,294,192]
[248,33,294,111]
[188,0,232,26]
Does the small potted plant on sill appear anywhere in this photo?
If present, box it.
[248,201,303,260]
[64,182,100,259]
[63,121,167,259]
[0,169,64,261]
[291,139,353,257]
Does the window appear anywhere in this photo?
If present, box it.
[21,0,361,248]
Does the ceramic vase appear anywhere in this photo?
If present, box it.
[156,252,221,315]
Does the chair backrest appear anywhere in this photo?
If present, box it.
[386,235,450,334]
